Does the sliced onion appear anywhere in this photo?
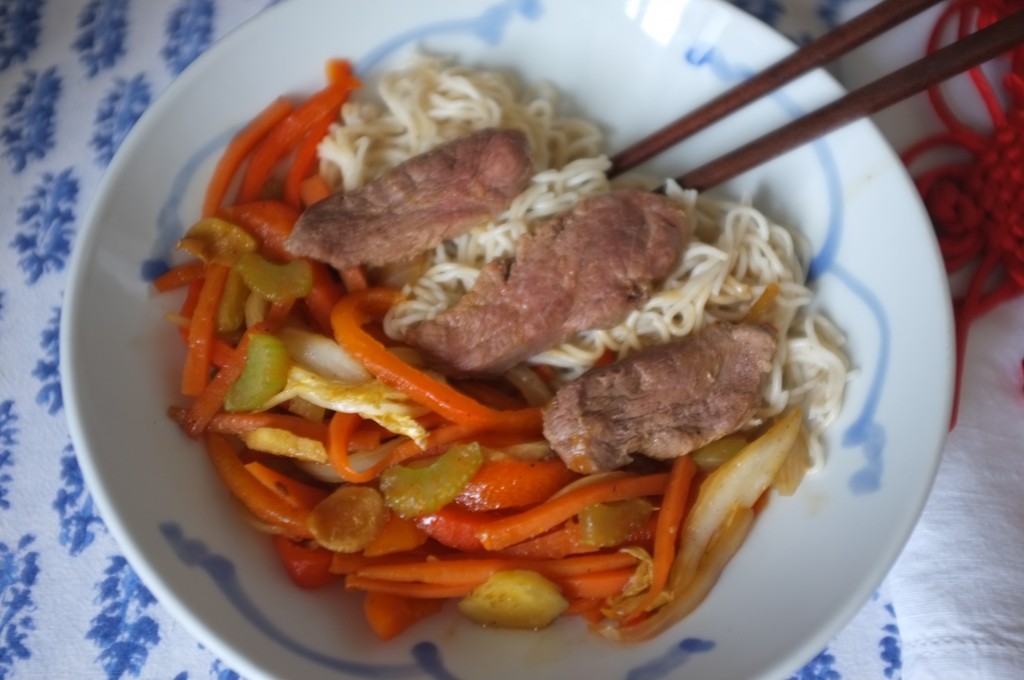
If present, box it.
[504,364,554,407]
[601,408,802,641]
[771,426,810,496]
[277,326,372,383]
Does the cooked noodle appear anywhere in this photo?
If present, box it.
[318,54,849,469]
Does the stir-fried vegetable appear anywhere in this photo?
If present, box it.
[379,442,485,518]
[603,408,803,641]
[224,332,290,412]
[235,252,313,303]
[155,58,823,644]
[458,571,569,629]
[261,364,428,445]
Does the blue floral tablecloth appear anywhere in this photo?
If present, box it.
[2,1,1020,679]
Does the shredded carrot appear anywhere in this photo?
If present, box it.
[476,473,670,551]
[178,325,268,438]
[168,407,327,442]
[413,505,497,552]
[345,575,472,599]
[497,522,598,559]
[299,175,333,208]
[265,297,296,326]
[220,201,300,261]
[304,261,343,334]
[238,78,357,204]
[325,58,357,87]
[272,535,338,589]
[352,552,639,586]
[181,263,230,396]
[455,458,578,512]
[203,97,294,217]
[745,282,781,322]
[326,411,366,482]
[330,288,543,431]
[154,261,205,293]
[283,116,333,209]
[558,569,635,600]
[624,456,696,620]
[362,514,429,557]
[204,432,313,539]
[564,597,606,622]
[329,417,479,484]
[245,460,329,511]
[363,592,442,641]
[179,278,204,317]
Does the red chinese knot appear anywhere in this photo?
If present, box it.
[901,0,1024,425]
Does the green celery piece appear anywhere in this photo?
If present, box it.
[224,333,291,412]
[380,442,485,518]
[235,252,313,303]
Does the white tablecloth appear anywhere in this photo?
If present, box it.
[1,1,1021,679]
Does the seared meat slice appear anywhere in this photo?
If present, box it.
[284,127,533,269]
[543,322,777,474]
[408,188,688,376]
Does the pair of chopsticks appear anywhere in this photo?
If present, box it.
[610,0,1024,191]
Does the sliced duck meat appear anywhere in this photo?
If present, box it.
[408,188,688,376]
[284,127,533,269]
[542,322,778,474]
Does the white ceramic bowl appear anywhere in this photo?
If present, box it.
[62,1,954,678]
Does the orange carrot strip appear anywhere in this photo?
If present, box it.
[413,505,499,553]
[497,522,599,559]
[272,535,338,589]
[627,455,697,619]
[168,407,327,442]
[329,416,480,484]
[345,575,471,599]
[238,81,356,203]
[210,338,235,368]
[476,473,670,551]
[204,432,313,539]
[304,261,343,335]
[283,116,333,209]
[353,552,639,586]
[154,261,205,293]
[325,58,357,87]
[349,421,383,452]
[363,592,442,641]
[326,411,367,482]
[266,297,296,326]
[174,326,234,369]
[329,550,434,576]
[179,325,267,438]
[455,458,578,512]
[179,278,204,317]
[181,263,230,396]
[203,97,294,217]
[558,569,635,600]
[244,461,330,511]
[220,201,300,261]
[564,597,605,621]
[745,282,781,322]
[299,175,333,208]
[330,288,542,431]
[362,514,429,558]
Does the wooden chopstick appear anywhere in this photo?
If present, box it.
[610,0,947,176]
[670,8,1024,191]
